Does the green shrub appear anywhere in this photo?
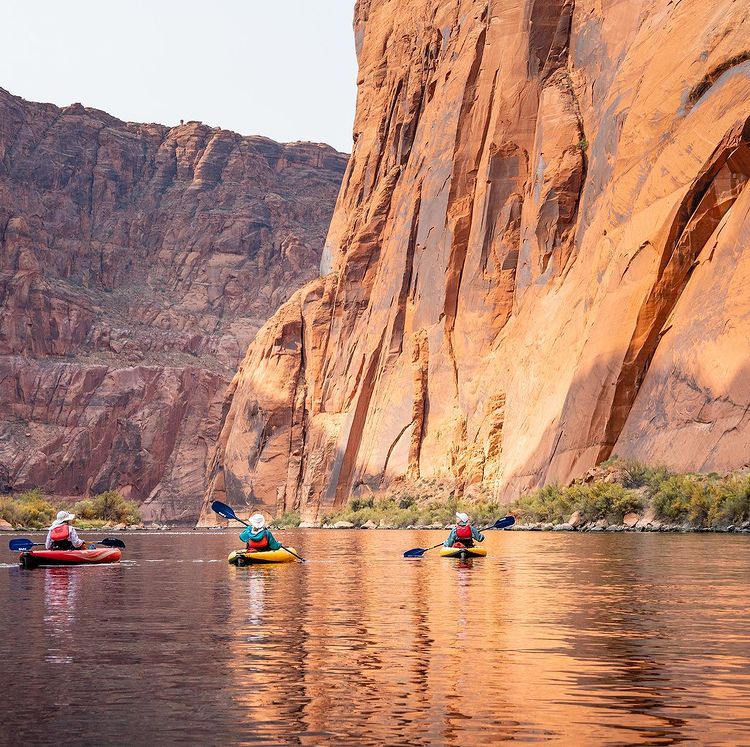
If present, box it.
[652,475,699,522]
[0,489,57,528]
[458,500,504,526]
[73,491,141,524]
[708,475,750,526]
[511,484,569,523]
[273,511,301,528]
[398,495,415,509]
[511,482,646,524]
[620,460,671,490]
[350,495,374,511]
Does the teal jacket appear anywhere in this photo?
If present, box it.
[239,526,282,551]
[443,525,485,546]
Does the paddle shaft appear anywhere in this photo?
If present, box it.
[9,538,125,551]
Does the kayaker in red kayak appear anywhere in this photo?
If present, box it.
[45,511,87,551]
[443,512,485,548]
[240,513,282,552]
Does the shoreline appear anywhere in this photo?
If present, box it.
[3,524,749,534]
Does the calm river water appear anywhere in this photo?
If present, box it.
[1,530,749,745]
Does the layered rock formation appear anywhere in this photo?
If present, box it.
[0,88,346,520]
[203,0,750,524]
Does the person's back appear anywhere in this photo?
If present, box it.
[45,511,86,550]
[443,512,484,548]
[240,513,281,552]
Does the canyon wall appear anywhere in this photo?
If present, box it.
[0,88,346,520]
[203,0,750,524]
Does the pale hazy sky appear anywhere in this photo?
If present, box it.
[3,0,358,153]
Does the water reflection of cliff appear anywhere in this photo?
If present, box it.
[225,531,750,745]
[227,531,544,743]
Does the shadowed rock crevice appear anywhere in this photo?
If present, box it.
[408,329,430,479]
[687,52,750,109]
[443,20,494,392]
[598,117,750,461]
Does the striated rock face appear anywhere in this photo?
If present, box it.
[0,88,346,520]
[202,0,750,524]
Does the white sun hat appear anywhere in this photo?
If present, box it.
[455,512,470,524]
[50,510,75,529]
[249,513,267,530]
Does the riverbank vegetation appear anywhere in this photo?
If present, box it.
[0,489,142,529]
[308,459,750,530]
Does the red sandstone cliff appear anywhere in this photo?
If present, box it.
[0,88,346,520]
[203,0,750,525]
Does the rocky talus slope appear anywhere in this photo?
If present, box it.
[0,88,346,520]
[202,0,750,525]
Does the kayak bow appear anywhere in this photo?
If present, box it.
[439,546,488,559]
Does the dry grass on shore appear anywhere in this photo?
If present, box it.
[0,489,142,529]
[298,460,750,530]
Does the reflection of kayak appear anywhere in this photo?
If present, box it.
[439,546,487,559]
[19,548,122,569]
[228,548,297,566]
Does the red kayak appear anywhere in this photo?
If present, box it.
[19,547,122,569]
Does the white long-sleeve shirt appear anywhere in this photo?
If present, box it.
[45,525,85,550]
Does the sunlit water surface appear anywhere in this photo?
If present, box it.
[1,530,749,745]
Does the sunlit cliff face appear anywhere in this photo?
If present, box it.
[204,0,750,524]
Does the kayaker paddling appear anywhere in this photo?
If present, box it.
[45,511,87,551]
[211,501,305,564]
[240,513,282,552]
[443,512,485,549]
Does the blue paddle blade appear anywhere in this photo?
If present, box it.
[403,547,428,558]
[211,501,237,521]
[494,515,516,530]
[9,539,34,552]
[98,538,126,549]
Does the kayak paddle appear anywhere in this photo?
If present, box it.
[403,515,516,558]
[210,500,306,562]
[9,537,126,552]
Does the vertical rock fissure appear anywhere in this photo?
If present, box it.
[287,296,308,512]
[408,329,429,479]
[443,23,493,393]
[381,419,414,482]
[331,327,387,505]
[389,185,422,358]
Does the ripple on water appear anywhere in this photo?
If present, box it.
[0,531,749,744]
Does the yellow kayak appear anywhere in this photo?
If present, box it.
[439,545,487,559]
[228,548,298,565]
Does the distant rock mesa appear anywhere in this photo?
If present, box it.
[0,88,346,520]
[201,0,750,524]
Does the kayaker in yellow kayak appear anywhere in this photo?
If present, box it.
[443,512,485,548]
[240,513,282,552]
[45,510,87,550]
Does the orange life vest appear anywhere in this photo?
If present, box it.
[49,523,75,550]
[50,524,70,542]
[455,523,474,546]
[246,531,270,551]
